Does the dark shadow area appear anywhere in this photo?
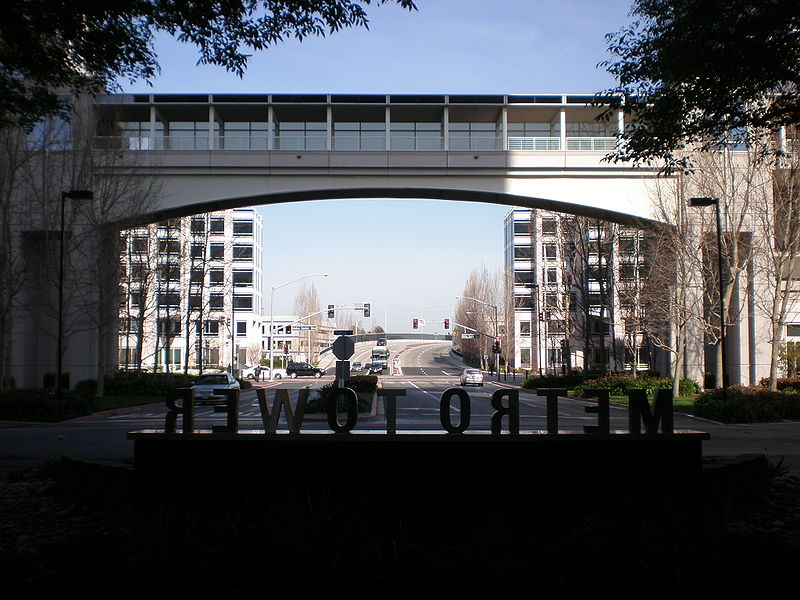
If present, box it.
[2,452,799,598]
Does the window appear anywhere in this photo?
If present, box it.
[233,245,253,260]
[191,218,206,234]
[158,318,181,336]
[514,271,535,286]
[196,320,220,335]
[514,221,534,235]
[541,219,558,235]
[118,348,141,365]
[233,220,254,236]
[520,321,531,337]
[236,321,247,336]
[209,294,224,310]
[546,268,558,284]
[190,268,204,284]
[514,246,534,260]
[203,346,220,365]
[233,295,253,310]
[209,218,225,234]
[233,270,253,286]
[788,325,800,337]
[209,269,224,285]
[158,239,180,255]
[520,348,531,368]
[190,244,205,259]
[131,237,149,254]
[164,348,182,365]
[543,243,557,259]
[158,264,180,282]
[157,293,180,308]
[209,244,225,260]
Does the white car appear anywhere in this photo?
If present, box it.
[192,372,240,403]
[351,361,363,372]
[240,365,262,380]
[266,366,287,380]
[459,368,484,387]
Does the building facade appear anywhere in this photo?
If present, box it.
[118,208,263,374]
[505,207,668,377]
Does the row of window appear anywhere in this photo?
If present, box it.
[128,292,254,310]
[124,264,254,286]
[125,239,254,259]
[120,317,252,336]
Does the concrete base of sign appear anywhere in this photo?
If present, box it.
[128,430,709,503]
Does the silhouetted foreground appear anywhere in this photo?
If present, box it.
[1,456,799,598]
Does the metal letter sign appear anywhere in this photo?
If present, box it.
[332,335,355,360]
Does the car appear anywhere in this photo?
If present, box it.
[241,365,264,380]
[266,367,287,380]
[376,338,387,346]
[351,361,363,372]
[286,362,326,378]
[192,372,240,403]
[459,368,484,386]
[365,362,382,374]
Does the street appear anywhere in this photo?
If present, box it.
[1,340,799,473]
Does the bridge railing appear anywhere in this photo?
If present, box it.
[96,135,620,153]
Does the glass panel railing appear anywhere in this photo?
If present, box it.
[389,135,444,150]
[448,136,503,151]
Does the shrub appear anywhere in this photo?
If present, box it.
[692,385,800,423]
[521,374,588,390]
[0,390,95,422]
[758,377,800,391]
[74,371,198,399]
[306,380,376,414]
[573,374,699,398]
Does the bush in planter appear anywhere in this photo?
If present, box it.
[306,378,378,413]
[692,385,800,423]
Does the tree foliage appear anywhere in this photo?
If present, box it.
[600,0,800,171]
[0,0,417,129]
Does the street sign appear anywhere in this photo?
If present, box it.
[295,325,317,330]
[332,336,355,360]
[333,329,354,336]
[462,334,476,339]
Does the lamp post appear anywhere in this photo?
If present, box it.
[690,197,728,388]
[457,295,500,381]
[57,190,93,401]
[268,273,328,379]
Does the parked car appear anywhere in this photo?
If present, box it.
[459,368,484,387]
[286,362,326,378]
[351,361,363,372]
[192,372,240,403]
[365,362,382,374]
[266,366,287,380]
[241,365,263,380]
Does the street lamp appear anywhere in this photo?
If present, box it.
[690,197,728,388]
[58,190,93,402]
[456,295,500,381]
[268,273,328,379]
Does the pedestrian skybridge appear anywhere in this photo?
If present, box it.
[94,93,664,225]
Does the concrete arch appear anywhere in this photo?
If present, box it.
[126,183,665,231]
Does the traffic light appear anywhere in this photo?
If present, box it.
[364,303,370,318]
[413,318,418,329]
[328,304,334,318]
[493,338,501,354]
[285,325,292,334]
[444,318,449,329]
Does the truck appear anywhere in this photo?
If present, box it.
[370,346,390,370]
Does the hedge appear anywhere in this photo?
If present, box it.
[692,386,800,423]
[0,390,95,422]
[572,374,700,398]
[521,374,589,390]
[758,377,800,392]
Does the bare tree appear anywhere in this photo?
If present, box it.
[455,265,502,371]
[294,282,322,363]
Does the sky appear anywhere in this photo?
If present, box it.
[117,0,635,332]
